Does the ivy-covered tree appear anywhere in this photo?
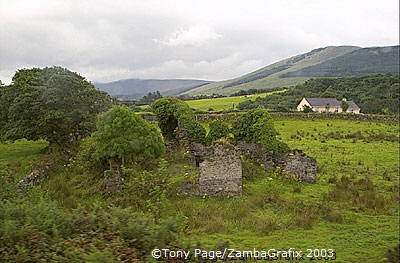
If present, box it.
[0,67,113,151]
[206,120,230,143]
[92,105,165,166]
[232,107,289,153]
[151,97,206,144]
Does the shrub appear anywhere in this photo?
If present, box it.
[83,248,116,263]
[0,178,183,261]
[292,184,302,193]
[232,107,289,153]
[287,200,318,229]
[324,176,390,212]
[302,105,313,113]
[72,137,104,172]
[92,105,165,166]
[122,160,172,217]
[151,98,206,144]
[324,208,344,223]
[206,120,230,143]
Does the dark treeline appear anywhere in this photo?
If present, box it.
[138,91,162,104]
[238,74,400,114]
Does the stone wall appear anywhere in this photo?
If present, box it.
[274,150,317,183]
[194,112,399,122]
[18,165,50,187]
[190,140,317,198]
[192,142,242,197]
[236,142,317,183]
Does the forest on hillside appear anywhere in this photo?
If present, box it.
[238,74,400,114]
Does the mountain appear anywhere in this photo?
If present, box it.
[182,45,399,96]
[94,79,212,100]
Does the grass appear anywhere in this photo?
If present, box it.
[0,139,48,180]
[136,90,285,112]
[172,118,399,262]
[186,90,285,111]
[0,118,398,262]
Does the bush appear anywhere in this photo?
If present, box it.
[122,160,172,217]
[151,98,206,144]
[324,176,390,212]
[0,192,182,261]
[206,120,230,143]
[92,105,165,166]
[231,107,289,153]
[72,137,104,172]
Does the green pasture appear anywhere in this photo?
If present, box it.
[186,91,286,111]
[137,90,284,112]
[0,118,398,262]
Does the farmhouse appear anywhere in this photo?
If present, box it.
[297,98,360,114]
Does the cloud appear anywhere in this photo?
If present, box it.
[0,0,398,84]
[155,25,222,46]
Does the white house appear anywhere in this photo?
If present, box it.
[297,98,361,114]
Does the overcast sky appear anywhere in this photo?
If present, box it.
[0,0,399,84]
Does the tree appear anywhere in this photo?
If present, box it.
[0,67,113,151]
[341,101,349,112]
[151,97,206,144]
[92,105,165,167]
[138,91,162,105]
[302,105,313,113]
[232,107,289,153]
[206,120,230,143]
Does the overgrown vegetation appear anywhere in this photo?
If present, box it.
[0,179,182,262]
[0,64,398,263]
[0,117,398,262]
[206,120,231,143]
[151,97,206,143]
[232,107,289,153]
[91,105,165,167]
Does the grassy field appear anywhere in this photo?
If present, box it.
[185,90,285,111]
[137,90,284,112]
[170,118,399,262]
[0,118,398,262]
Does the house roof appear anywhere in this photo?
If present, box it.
[304,98,360,111]
[346,101,360,111]
[305,98,341,107]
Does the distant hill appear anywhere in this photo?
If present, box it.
[94,79,212,100]
[183,45,399,96]
[282,46,399,78]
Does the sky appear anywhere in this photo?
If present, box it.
[0,0,399,84]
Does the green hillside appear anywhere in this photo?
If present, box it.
[282,46,400,78]
[95,78,212,100]
[183,45,399,96]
